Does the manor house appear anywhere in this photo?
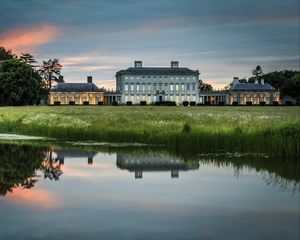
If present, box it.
[49,76,104,105]
[115,61,200,105]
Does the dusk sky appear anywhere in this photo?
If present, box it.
[0,0,299,89]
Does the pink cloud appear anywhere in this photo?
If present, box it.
[4,187,62,210]
[0,23,61,54]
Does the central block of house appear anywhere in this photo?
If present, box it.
[115,61,200,105]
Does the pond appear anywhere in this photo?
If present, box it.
[0,143,299,240]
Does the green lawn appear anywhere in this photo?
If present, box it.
[0,106,299,156]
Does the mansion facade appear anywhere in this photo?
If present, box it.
[198,77,280,105]
[49,76,104,105]
[116,61,199,104]
[49,62,281,106]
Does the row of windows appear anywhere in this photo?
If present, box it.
[232,93,277,98]
[124,83,196,92]
[53,93,101,98]
[124,76,197,80]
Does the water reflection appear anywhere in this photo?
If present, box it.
[0,144,299,197]
[117,154,199,178]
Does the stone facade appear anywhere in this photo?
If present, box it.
[116,61,200,105]
[49,76,104,105]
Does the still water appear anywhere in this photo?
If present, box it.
[0,144,299,240]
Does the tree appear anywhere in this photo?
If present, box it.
[39,59,62,89]
[0,59,44,105]
[0,46,15,61]
[19,53,37,66]
[252,65,263,79]
[199,79,213,91]
[248,70,300,100]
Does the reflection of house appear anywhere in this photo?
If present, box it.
[49,76,104,105]
[116,154,199,179]
[55,150,97,165]
[116,61,200,105]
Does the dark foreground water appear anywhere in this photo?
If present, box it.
[0,144,299,240]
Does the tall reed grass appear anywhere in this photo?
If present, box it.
[0,106,299,157]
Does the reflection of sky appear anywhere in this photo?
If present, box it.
[0,0,299,89]
[0,152,299,240]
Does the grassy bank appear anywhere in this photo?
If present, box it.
[0,106,299,156]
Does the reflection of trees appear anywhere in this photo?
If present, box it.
[196,153,300,192]
[0,144,47,196]
[40,151,63,180]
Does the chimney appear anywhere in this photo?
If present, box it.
[261,79,264,85]
[58,75,64,83]
[134,61,142,68]
[171,61,179,68]
[87,76,92,83]
[233,77,239,84]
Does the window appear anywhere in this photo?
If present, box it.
[148,83,151,91]
[170,84,174,91]
[181,84,185,91]
[187,83,190,91]
[131,84,134,91]
[136,84,140,91]
[142,84,145,92]
[125,76,128,80]
[125,84,128,91]
[192,83,196,91]
[175,84,179,92]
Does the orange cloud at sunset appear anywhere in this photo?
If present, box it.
[0,23,60,54]
[4,187,61,210]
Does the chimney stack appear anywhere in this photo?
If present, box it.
[87,76,92,83]
[233,77,239,84]
[58,75,64,83]
[134,61,142,68]
[171,61,179,68]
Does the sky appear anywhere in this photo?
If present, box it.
[0,0,299,89]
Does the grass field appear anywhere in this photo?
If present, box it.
[0,106,299,156]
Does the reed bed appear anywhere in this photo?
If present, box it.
[0,106,299,157]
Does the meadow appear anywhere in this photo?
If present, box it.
[0,106,299,157]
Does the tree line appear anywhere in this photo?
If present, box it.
[0,47,63,106]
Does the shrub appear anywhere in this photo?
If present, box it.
[232,101,238,106]
[260,101,266,106]
[98,101,104,105]
[182,101,189,106]
[218,101,225,106]
[112,101,118,106]
[182,122,191,133]
[83,101,89,105]
[68,101,75,105]
[205,101,211,105]
[126,101,132,105]
[140,101,147,106]
[246,101,252,106]
[54,101,61,106]
[190,101,196,106]
[273,101,279,106]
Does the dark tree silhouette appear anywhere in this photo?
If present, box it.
[19,53,37,66]
[199,79,213,91]
[39,59,63,89]
[0,46,15,61]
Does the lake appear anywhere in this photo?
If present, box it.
[0,143,299,240]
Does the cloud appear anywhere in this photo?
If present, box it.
[4,187,61,210]
[80,66,113,71]
[0,23,61,54]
